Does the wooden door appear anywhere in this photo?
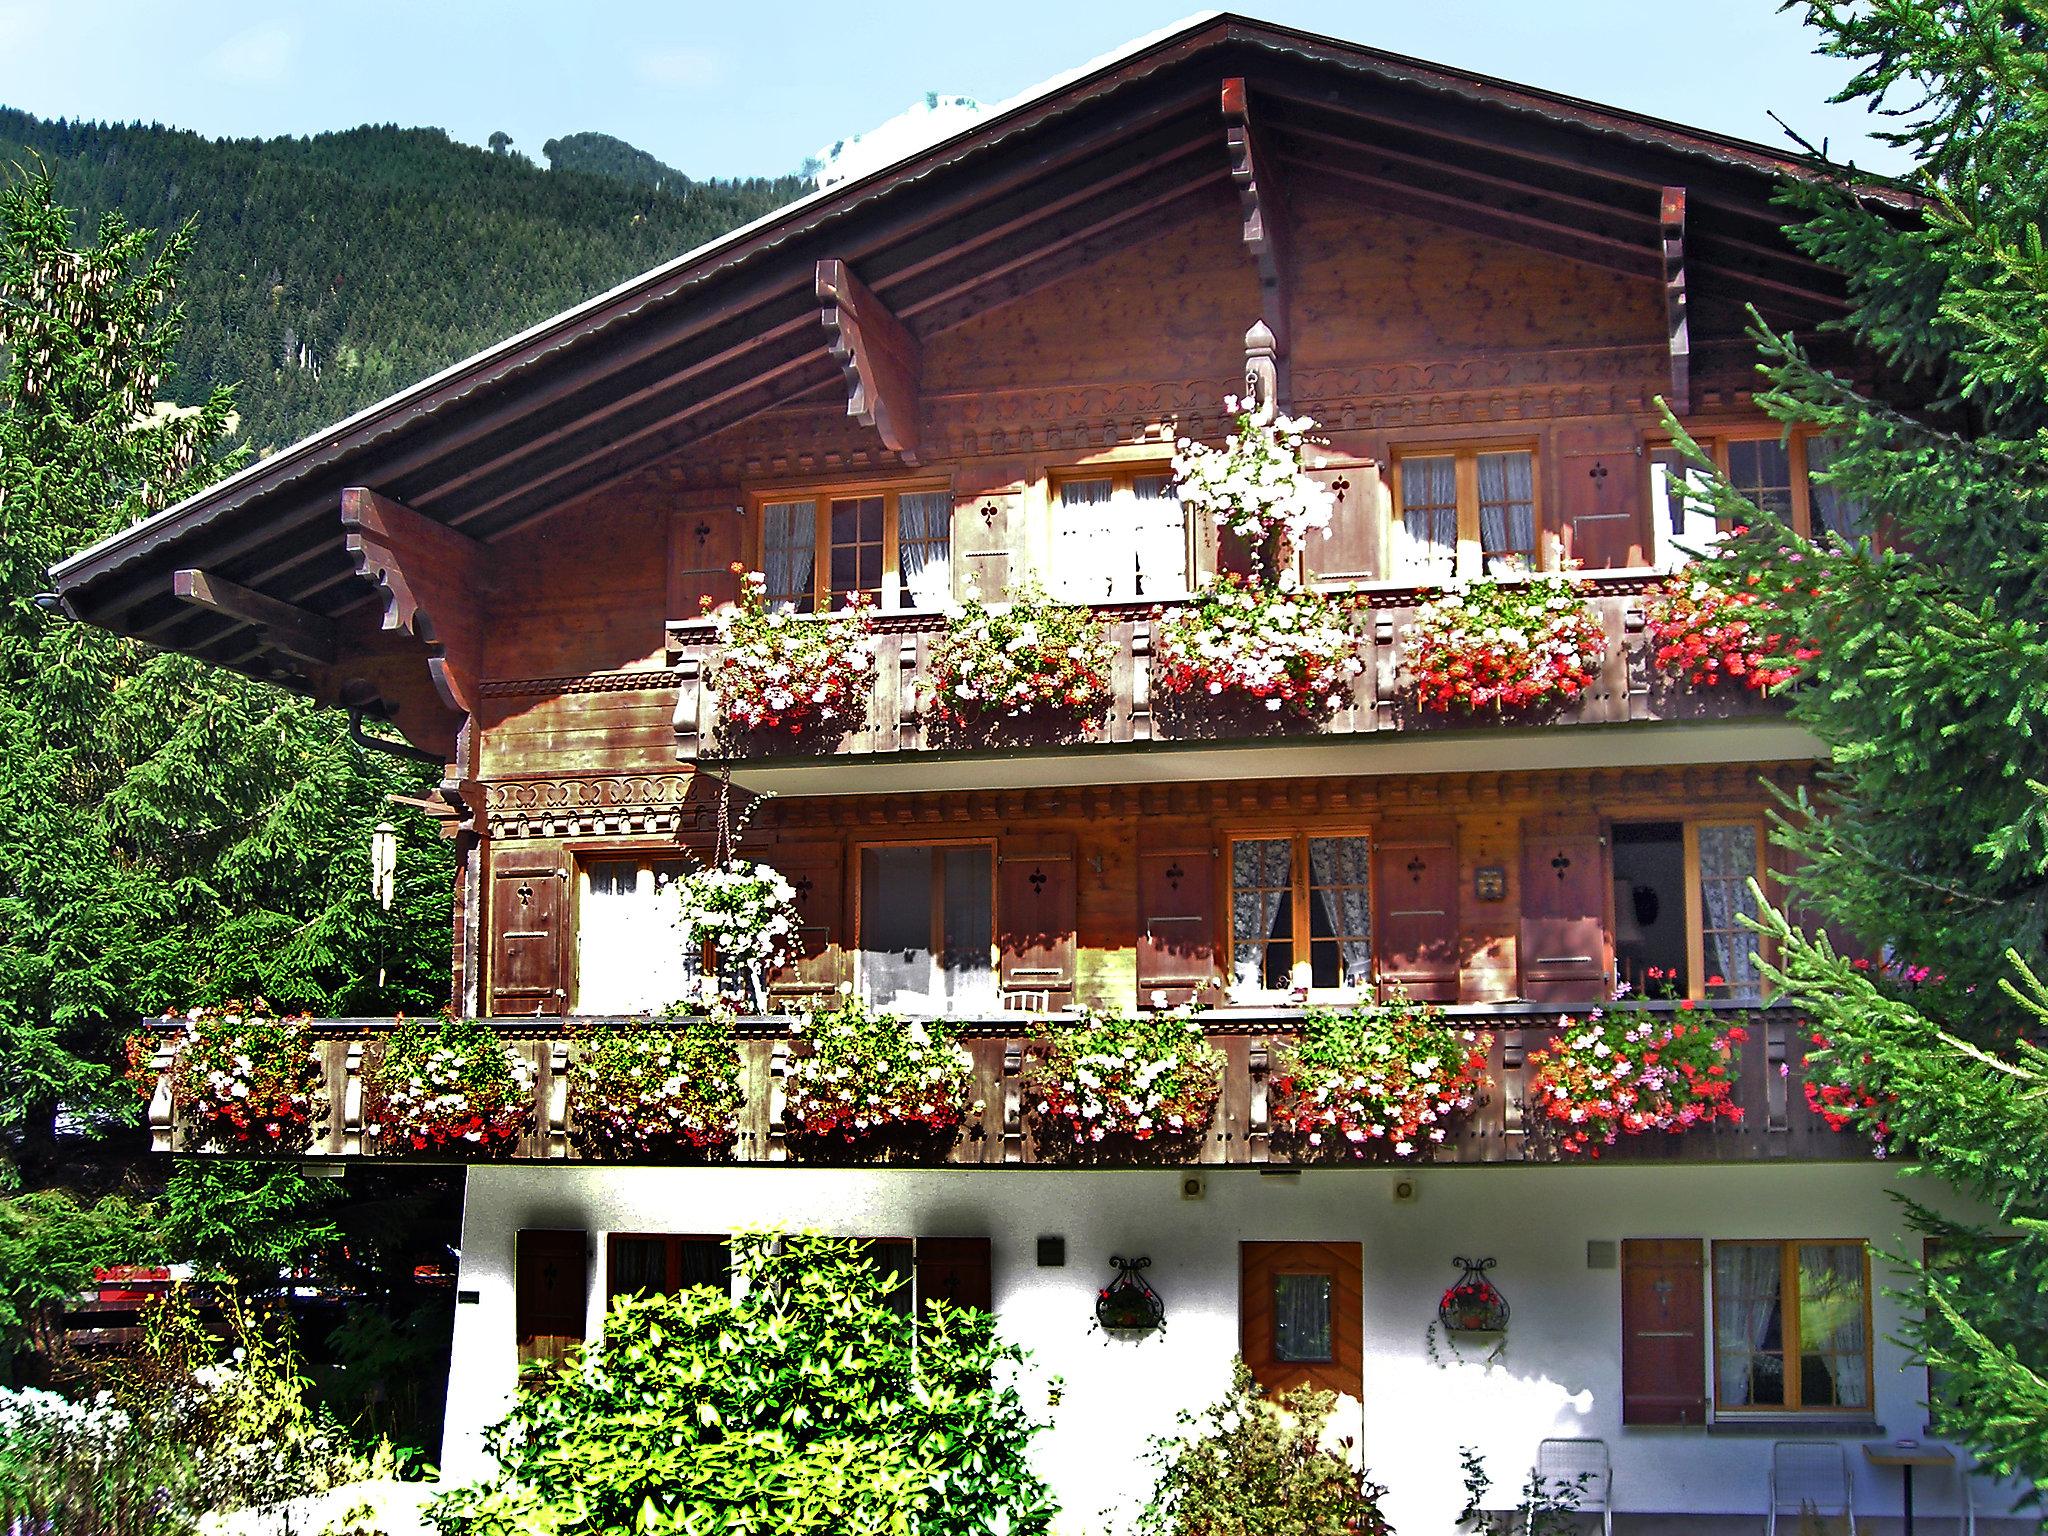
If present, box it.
[489,854,564,1016]
[1519,817,1610,1004]
[1241,1240,1363,1402]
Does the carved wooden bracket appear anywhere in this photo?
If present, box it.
[1661,186,1691,416]
[341,486,490,721]
[1223,76,1292,398]
[816,258,922,463]
[1002,1040,1024,1164]
[546,1041,571,1159]
[147,1042,177,1153]
[1248,1037,1270,1164]
[768,1040,791,1163]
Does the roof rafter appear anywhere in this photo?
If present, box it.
[1223,76,1294,379]
[818,258,924,462]
[1662,186,1691,415]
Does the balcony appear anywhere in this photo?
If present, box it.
[142,1004,1863,1167]
[669,575,1821,793]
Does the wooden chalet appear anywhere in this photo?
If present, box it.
[53,15,2016,1531]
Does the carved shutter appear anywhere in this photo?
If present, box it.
[1136,847,1216,1006]
[1300,458,1381,585]
[915,1237,993,1315]
[515,1229,587,1372]
[1372,824,1459,1003]
[1554,422,1646,570]
[489,853,564,1017]
[953,492,1023,604]
[998,835,1077,1006]
[1621,1238,1707,1425]
[1520,817,1609,1004]
[668,499,745,617]
[765,840,844,1004]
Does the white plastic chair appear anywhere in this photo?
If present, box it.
[1768,1441,1857,1535]
[1001,989,1052,1014]
[1528,1438,1613,1536]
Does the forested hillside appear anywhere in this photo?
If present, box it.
[0,109,804,451]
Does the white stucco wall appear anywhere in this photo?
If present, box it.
[444,1161,2027,1534]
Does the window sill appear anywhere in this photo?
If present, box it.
[1707,1418,1882,1437]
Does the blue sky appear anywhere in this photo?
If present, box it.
[0,1,1909,179]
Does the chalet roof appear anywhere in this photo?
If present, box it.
[50,11,1901,695]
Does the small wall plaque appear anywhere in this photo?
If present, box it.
[1475,865,1508,902]
[1037,1235,1066,1268]
[457,1289,481,1305]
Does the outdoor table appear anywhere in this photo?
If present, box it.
[1863,1442,1954,1536]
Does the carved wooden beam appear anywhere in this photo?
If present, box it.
[1223,76,1292,387]
[341,486,489,722]
[172,568,336,665]
[816,258,922,463]
[1661,186,1691,416]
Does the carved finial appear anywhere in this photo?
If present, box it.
[1243,320,1279,426]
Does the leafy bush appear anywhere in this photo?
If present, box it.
[1134,1360,1389,1536]
[568,1014,743,1160]
[429,1230,1057,1536]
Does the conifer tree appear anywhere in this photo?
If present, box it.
[1678,0,2048,1494]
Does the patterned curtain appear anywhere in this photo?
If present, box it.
[1803,437,1870,545]
[1714,1244,1785,1407]
[1308,836,1372,988]
[1274,1273,1333,1362]
[897,491,952,608]
[1402,456,1458,577]
[1232,839,1292,993]
[1698,825,1762,1001]
[1797,1243,1869,1408]
[762,499,817,612]
[1477,451,1535,569]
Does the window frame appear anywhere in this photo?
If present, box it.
[1223,827,1376,1002]
[1683,817,1772,1004]
[1047,461,1191,602]
[746,477,955,613]
[570,845,707,1015]
[604,1232,733,1304]
[1710,1238,1875,1416]
[851,837,1000,1012]
[1389,442,1542,581]
[1647,426,1865,554]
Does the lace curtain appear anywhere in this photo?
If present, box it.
[1131,473,1188,599]
[1477,451,1535,570]
[578,859,693,1014]
[1053,478,1117,600]
[1698,825,1762,1001]
[762,499,817,612]
[1308,836,1372,989]
[1797,1243,1869,1408]
[1402,456,1458,577]
[1714,1243,1784,1407]
[1232,839,1292,993]
[1803,437,1870,545]
[897,491,952,609]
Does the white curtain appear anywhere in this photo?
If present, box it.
[1804,437,1870,546]
[1651,451,1723,567]
[1477,451,1535,570]
[1232,839,1292,993]
[1797,1243,1869,1408]
[1054,478,1119,601]
[762,499,817,612]
[1402,456,1458,578]
[1274,1273,1333,1362]
[859,845,993,1014]
[1698,825,1762,1001]
[1132,473,1188,598]
[938,846,995,1012]
[579,859,694,1014]
[897,491,952,609]
[1308,836,1372,988]
[1714,1244,1785,1407]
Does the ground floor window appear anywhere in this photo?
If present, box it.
[1609,819,1766,1001]
[1241,1241,1362,1402]
[606,1233,732,1303]
[858,843,996,1014]
[1227,833,1373,999]
[577,856,696,1014]
[1712,1239,1872,1413]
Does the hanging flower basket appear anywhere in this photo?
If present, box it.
[1094,1255,1167,1336]
[1438,1257,1509,1333]
[1271,997,1491,1159]
[782,994,976,1161]
[707,566,875,736]
[925,580,1114,732]
[1403,574,1607,713]
[160,1004,327,1152]
[1643,570,1817,692]
[677,860,803,1008]
[366,1015,535,1156]
[1172,405,1337,581]
[1151,575,1365,717]
[1023,1004,1224,1158]
[1523,1003,1746,1156]
[568,1013,744,1161]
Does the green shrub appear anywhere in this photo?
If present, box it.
[431,1230,1057,1536]
[1134,1360,1389,1536]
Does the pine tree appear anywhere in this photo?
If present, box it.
[1677,0,2048,1496]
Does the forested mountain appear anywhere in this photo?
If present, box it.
[0,109,805,452]
[541,131,694,191]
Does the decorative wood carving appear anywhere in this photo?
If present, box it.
[482,772,706,840]
[1223,77,1293,383]
[341,486,491,718]
[547,1040,570,1159]
[172,568,337,666]
[147,1041,177,1153]
[480,670,673,699]
[1661,186,1691,415]
[817,258,923,462]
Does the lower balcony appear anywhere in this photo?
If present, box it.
[142,1003,1864,1167]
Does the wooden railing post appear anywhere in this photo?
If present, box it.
[1248,1037,1270,1164]
[673,653,703,761]
[768,1041,790,1163]
[1130,617,1153,742]
[1501,1027,1527,1160]
[147,1042,177,1154]
[1765,1012,1791,1146]
[1372,609,1400,726]
[897,634,922,752]
[546,1040,570,1159]
[342,1041,365,1157]
[1002,1041,1024,1163]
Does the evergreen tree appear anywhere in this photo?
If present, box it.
[1678,0,2048,1496]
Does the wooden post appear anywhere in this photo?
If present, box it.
[547,1040,570,1159]
[342,1041,365,1158]
[1248,1037,1270,1165]
[147,1042,177,1154]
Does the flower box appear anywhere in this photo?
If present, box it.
[1152,575,1364,719]
[151,1005,327,1152]
[1523,1004,1746,1156]
[782,994,975,1161]
[568,1015,743,1161]
[925,582,1113,737]
[707,567,875,737]
[1271,997,1491,1159]
[1644,571,1816,692]
[366,1016,534,1156]
[1023,1004,1224,1159]
[1403,574,1607,714]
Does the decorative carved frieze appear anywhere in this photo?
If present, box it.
[479,670,674,699]
[483,773,706,839]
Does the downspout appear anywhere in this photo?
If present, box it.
[347,707,446,767]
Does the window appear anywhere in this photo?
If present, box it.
[606,1234,732,1303]
[1392,447,1538,579]
[1608,819,1767,1002]
[1649,431,1870,565]
[1693,822,1764,1003]
[1051,467,1187,601]
[754,484,953,612]
[1649,448,1723,566]
[1228,833,1373,998]
[577,856,695,1014]
[858,843,996,1013]
[1803,436,1870,546]
[1712,1240,1872,1413]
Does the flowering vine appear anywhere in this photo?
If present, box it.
[366,1015,535,1155]
[707,566,875,735]
[568,1012,744,1160]
[1171,406,1336,579]
[1523,1002,1746,1156]
[1403,573,1608,713]
[925,580,1113,728]
[783,992,975,1154]
[1152,574,1364,716]
[162,1004,326,1151]
[1271,997,1491,1159]
[1024,1003,1223,1150]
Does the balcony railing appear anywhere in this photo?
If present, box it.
[669,575,1787,775]
[143,1004,1863,1167]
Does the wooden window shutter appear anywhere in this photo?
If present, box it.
[1519,817,1610,1004]
[1621,1238,1707,1425]
[764,840,844,1004]
[1136,847,1216,1006]
[668,498,745,618]
[489,853,564,1016]
[1300,458,1381,584]
[1372,825,1460,1002]
[998,835,1077,1005]
[915,1237,993,1315]
[953,491,1023,604]
[515,1228,588,1372]
[1554,422,1647,570]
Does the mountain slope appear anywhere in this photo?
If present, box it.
[0,110,805,451]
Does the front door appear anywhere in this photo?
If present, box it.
[1240,1240,1363,1402]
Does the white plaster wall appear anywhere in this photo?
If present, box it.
[444,1162,2027,1534]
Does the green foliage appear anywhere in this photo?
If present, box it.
[542,132,695,191]
[430,1230,1057,1536]
[0,1189,159,1376]
[1456,1445,1585,1536]
[1134,1360,1390,1536]
[159,1161,341,1292]
[1662,0,2048,1500]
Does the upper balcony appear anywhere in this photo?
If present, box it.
[669,574,1820,795]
